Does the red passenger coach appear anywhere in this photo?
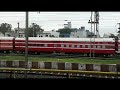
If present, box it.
[0,37,14,52]
[14,37,115,55]
[118,39,120,54]
[15,38,25,52]
[15,37,62,53]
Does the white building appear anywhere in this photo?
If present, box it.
[70,27,87,38]
[0,32,4,37]
[37,30,60,38]
[103,33,111,38]
[64,22,72,29]
[14,28,25,38]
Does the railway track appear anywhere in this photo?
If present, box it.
[0,69,119,79]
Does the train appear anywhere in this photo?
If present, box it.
[0,37,120,57]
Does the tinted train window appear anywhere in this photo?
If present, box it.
[77,45,80,48]
[93,45,96,48]
[66,44,69,48]
[72,45,74,48]
[102,45,106,49]
[97,45,100,49]
[54,44,57,47]
[44,44,47,47]
[82,45,85,48]
[61,44,64,47]
[88,45,91,48]
[40,44,44,47]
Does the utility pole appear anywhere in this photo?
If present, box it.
[18,22,19,37]
[88,11,99,59]
[88,12,93,60]
[95,12,99,38]
[93,13,96,59]
[25,12,29,78]
[33,23,35,37]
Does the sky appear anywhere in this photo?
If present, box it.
[0,11,120,36]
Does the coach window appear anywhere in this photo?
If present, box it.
[61,44,64,47]
[93,45,96,48]
[82,45,85,48]
[44,44,47,47]
[39,44,44,47]
[88,45,91,48]
[97,45,100,49]
[72,45,74,48]
[102,45,106,49]
[77,45,80,48]
[66,44,69,48]
[54,44,57,47]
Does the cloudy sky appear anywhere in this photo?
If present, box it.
[0,11,120,36]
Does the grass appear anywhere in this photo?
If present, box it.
[0,55,120,64]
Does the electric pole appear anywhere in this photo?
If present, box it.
[88,12,93,59]
[18,22,19,37]
[33,23,35,37]
[88,11,99,59]
[95,11,99,38]
[25,12,29,78]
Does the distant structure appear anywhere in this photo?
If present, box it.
[37,30,60,38]
[103,33,115,38]
[64,21,72,29]
[14,28,25,38]
[0,32,4,37]
[103,33,111,38]
[70,26,87,38]
[4,28,25,38]
[70,26,94,38]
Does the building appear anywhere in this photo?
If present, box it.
[86,30,94,38]
[37,30,60,38]
[4,28,25,37]
[103,33,113,38]
[64,21,72,29]
[0,32,4,37]
[70,27,87,38]
[5,31,15,37]
[14,28,25,38]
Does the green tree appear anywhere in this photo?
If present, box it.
[0,23,12,36]
[56,28,72,34]
[28,23,44,37]
[109,34,115,38]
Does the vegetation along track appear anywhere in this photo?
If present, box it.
[0,53,119,60]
